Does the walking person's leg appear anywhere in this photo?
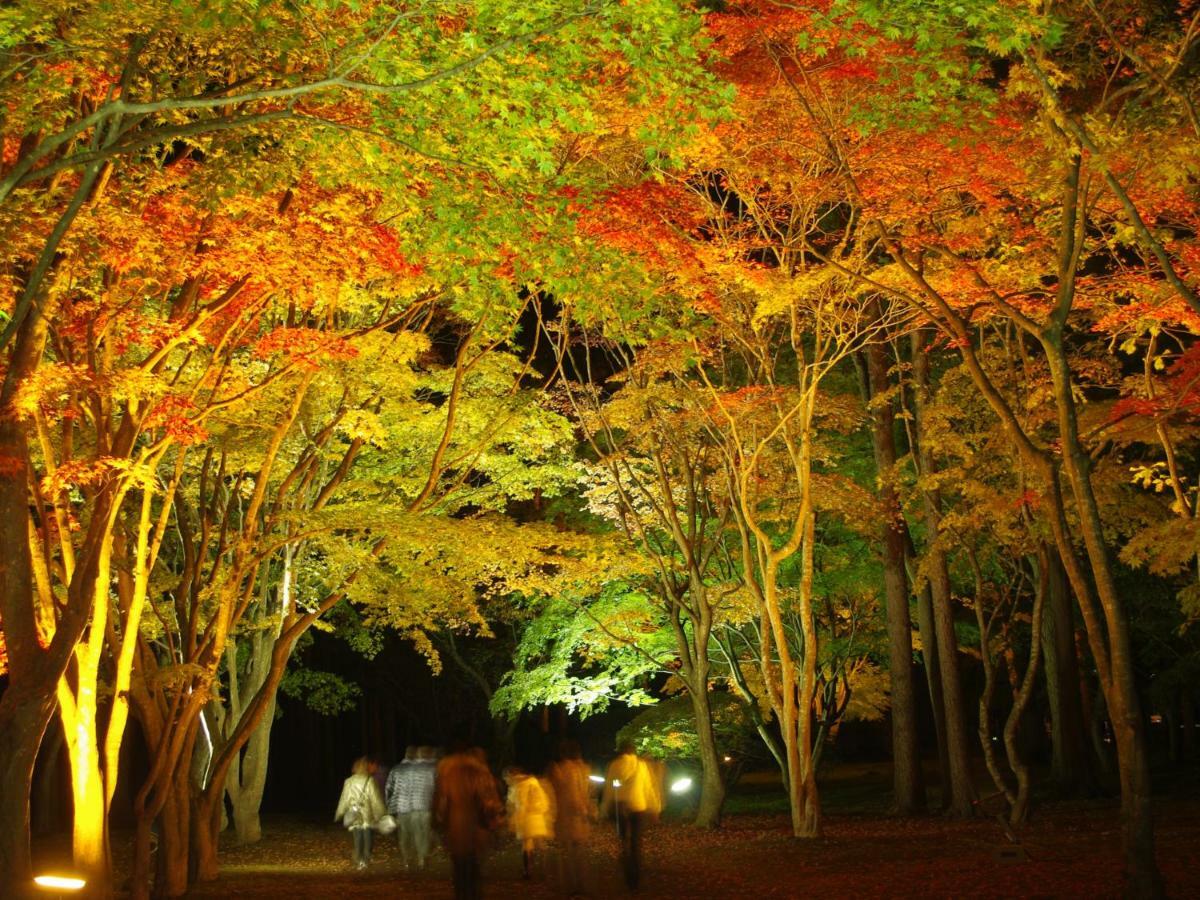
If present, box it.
[618,809,634,890]
[468,852,482,900]
[352,828,367,868]
[452,853,472,900]
[414,810,432,868]
[628,811,643,889]
[397,812,413,868]
[362,825,374,865]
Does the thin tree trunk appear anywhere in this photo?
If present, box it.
[1043,336,1161,897]
[1004,555,1047,824]
[863,341,924,814]
[972,565,1013,810]
[914,577,950,808]
[1040,544,1092,796]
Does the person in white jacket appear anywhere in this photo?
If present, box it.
[334,756,388,870]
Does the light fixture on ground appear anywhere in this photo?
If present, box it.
[670,776,693,794]
[34,874,87,892]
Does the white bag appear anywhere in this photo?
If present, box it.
[376,814,397,835]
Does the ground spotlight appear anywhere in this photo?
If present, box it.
[34,874,87,891]
[670,776,693,794]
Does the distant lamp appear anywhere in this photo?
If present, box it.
[670,776,693,794]
[612,779,622,788]
[34,874,87,891]
[722,755,733,763]
[589,774,605,784]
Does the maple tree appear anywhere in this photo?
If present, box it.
[0,1,718,894]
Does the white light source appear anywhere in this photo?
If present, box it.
[612,779,621,788]
[589,775,604,783]
[670,776,693,794]
[34,875,87,891]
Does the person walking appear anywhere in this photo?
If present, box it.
[503,766,553,880]
[547,740,594,896]
[386,746,437,870]
[600,742,652,892]
[433,740,504,900]
[334,756,388,870]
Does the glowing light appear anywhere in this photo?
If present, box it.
[34,875,87,891]
[612,780,621,788]
[722,755,732,762]
[670,777,693,794]
[589,775,604,783]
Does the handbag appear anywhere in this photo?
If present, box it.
[376,814,397,835]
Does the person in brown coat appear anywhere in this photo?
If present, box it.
[547,740,594,896]
[433,741,504,900]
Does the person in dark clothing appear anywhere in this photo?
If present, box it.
[433,741,504,900]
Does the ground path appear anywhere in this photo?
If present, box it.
[173,796,1200,899]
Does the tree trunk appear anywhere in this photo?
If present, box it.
[0,688,56,898]
[1004,554,1047,825]
[914,578,950,809]
[32,720,66,837]
[0,413,56,894]
[1043,338,1161,897]
[225,695,276,845]
[863,341,924,814]
[687,682,726,829]
[190,790,222,885]
[1040,545,1092,796]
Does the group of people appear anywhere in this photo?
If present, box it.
[333,739,665,898]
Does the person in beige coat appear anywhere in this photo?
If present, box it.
[334,756,388,870]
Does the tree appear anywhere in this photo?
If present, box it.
[0,1,717,890]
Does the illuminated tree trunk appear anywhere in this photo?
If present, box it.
[744,411,821,839]
[57,476,165,893]
[225,694,277,845]
[221,624,282,845]
[57,554,115,889]
[0,336,74,895]
[687,683,726,828]
[863,340,924,814]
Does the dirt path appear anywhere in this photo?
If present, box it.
[176,797,1200,899]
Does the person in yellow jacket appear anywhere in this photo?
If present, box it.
[600,743,653,890]
[503,766,553,879]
